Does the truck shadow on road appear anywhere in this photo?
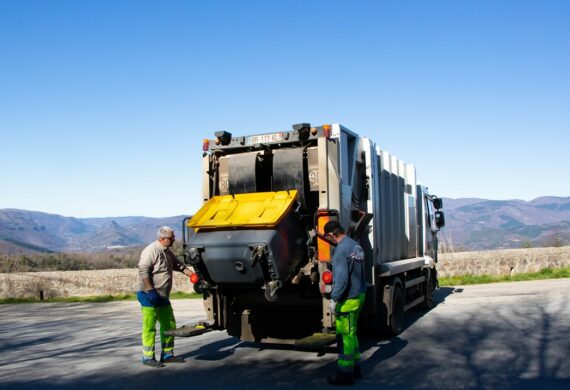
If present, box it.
[181,287,463,361]
[396,286,462,333]
[179,336,242,361]
[355,286,461,371]
[361,286,461,341]
[176,287,462,364]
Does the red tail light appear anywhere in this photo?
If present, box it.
[321,270,333,285]
[189,273,200,284]
[202,139,210,151]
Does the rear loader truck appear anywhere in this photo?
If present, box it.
[170,123,445,347]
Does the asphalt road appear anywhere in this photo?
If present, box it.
[1,279,569,389]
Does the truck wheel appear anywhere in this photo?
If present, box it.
[389,285,405,335]
[420,270,435,309]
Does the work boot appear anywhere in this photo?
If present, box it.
[327,371,354,386]
[161,355,185,363]
[142,358,164,368]
[353,365,362,380]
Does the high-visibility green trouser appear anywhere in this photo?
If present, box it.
[141,305,176,360]
[335,293,365,374]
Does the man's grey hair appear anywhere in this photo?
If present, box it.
[157,226,175,239]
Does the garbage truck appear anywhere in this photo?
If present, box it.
[176,123,445,346]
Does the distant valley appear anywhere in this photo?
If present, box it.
[441,196,570,250]
[0,210,185,254]
[1,196,569,254]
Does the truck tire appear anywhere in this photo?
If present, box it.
[420,270,436,309]
[389,285,405,335]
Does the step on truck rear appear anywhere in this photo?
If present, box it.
[183,123,445,342]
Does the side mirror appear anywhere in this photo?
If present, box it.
[435,211,445,229]
[433,197,443,210]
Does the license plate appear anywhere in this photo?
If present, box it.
[249,132,284,144]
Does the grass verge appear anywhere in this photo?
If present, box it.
[439,267,570,286]
[0,291,200,304]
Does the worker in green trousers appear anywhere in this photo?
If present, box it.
[324,221,366,386]
[137,226,193,368]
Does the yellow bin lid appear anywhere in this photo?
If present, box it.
[188,190,298,230]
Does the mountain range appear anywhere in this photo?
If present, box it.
[0,209,186,254]
[441,196,570,250]
[1,196,569,254]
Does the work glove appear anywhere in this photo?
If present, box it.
[147,289,161,306]
[329,300,337,314]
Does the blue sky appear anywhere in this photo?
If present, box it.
[1,0,569,218]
